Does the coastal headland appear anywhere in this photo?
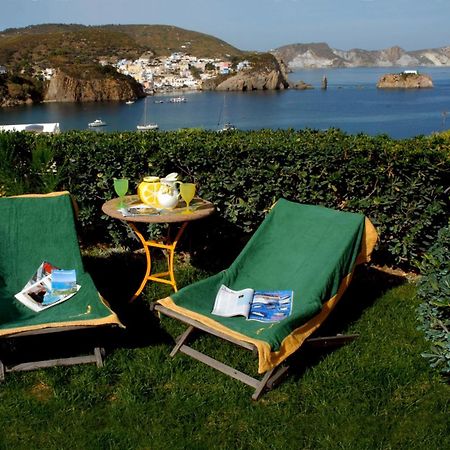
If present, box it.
[0,24,288,106]
[0,24,448,106]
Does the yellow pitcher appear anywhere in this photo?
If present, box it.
[138,176,161,207]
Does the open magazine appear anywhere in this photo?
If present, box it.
[212,284,293,323]
[14,261,80,312]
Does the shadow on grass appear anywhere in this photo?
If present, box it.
[0,249,169,370]
[287,265,407,381]
[80,247,409,393]
[82,250,174,351]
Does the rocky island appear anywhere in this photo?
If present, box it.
[377,72,433,89]
[289,80,314,90]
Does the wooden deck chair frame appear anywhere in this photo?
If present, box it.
[151,200,378,400]
[0,326,105,381]
[0,192,123,380]
[153,303,359,400]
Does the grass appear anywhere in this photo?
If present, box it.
[1,248,449,450]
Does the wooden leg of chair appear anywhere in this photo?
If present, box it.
[252,368,275,401]
[94,347,104,368]
[1,347,107,377]
[266,365,290,390]
[0,360,5,382]
[170,325,195,357]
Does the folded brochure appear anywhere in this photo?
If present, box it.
[14,261,80,312]
[119,203,160,217]
[212,284,293,323]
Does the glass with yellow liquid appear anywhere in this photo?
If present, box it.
[180,183,196,214]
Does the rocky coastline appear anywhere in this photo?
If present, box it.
[44,69,145,102]
[214,69,289,91]
[1,63,289,106]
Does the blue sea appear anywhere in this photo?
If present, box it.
[1,67,449,138]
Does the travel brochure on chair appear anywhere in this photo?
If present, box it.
[14,261,80,312]
[212,285,293,323]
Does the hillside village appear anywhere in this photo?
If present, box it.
[0,52,252,95]
[103,52,251,93]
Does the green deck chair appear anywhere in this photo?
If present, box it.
[154,199,378,400]
[0,192,123,379]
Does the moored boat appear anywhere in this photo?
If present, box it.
[219,122,237,132]
[137,98,159,131]
[169,96,187,103]
[137,123,159,131]
[88,119,107,127]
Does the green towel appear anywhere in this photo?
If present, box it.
[170,199,366,351]
[0,193,121,335]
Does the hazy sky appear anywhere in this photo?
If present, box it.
[1,0,449,51]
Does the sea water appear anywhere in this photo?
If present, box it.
[0,67,449,138]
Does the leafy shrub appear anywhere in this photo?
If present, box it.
[416,225,450,376]
[2,128,449,268]
[0,131,62,195]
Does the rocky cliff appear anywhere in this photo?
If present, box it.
[44,69,144,102]
[0,75,43,107]
[273,43,450,69]
[377,73,433,89]
[214,57,289,91]
[215,69,289,91]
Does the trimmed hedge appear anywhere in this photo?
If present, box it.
[416,225,450,376]
[1,128,449,268]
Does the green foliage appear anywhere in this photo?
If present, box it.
[0,132,63,194]
[0,74,44,103]
[2,128,449,268]
[416,225,450,376]
[30,140,63,193]
[0,132,29,195]
[0,24,244,71]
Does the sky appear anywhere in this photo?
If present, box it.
[1,0,449,52]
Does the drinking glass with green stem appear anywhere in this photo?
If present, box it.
[114,178,129,208]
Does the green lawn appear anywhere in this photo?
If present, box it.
[0,250,449,450]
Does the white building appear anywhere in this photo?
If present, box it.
[41,68,54,80]
[0,123,60,133]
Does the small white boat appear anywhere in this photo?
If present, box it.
[125,100,135,105]
[88,119,107,127]
[219,122,237,132]
[169,96,187,103]
[217,95,236,132]
[137,123,159,131]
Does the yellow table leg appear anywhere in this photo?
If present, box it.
[129,222,188,301]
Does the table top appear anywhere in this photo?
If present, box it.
[102,195,215,224]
